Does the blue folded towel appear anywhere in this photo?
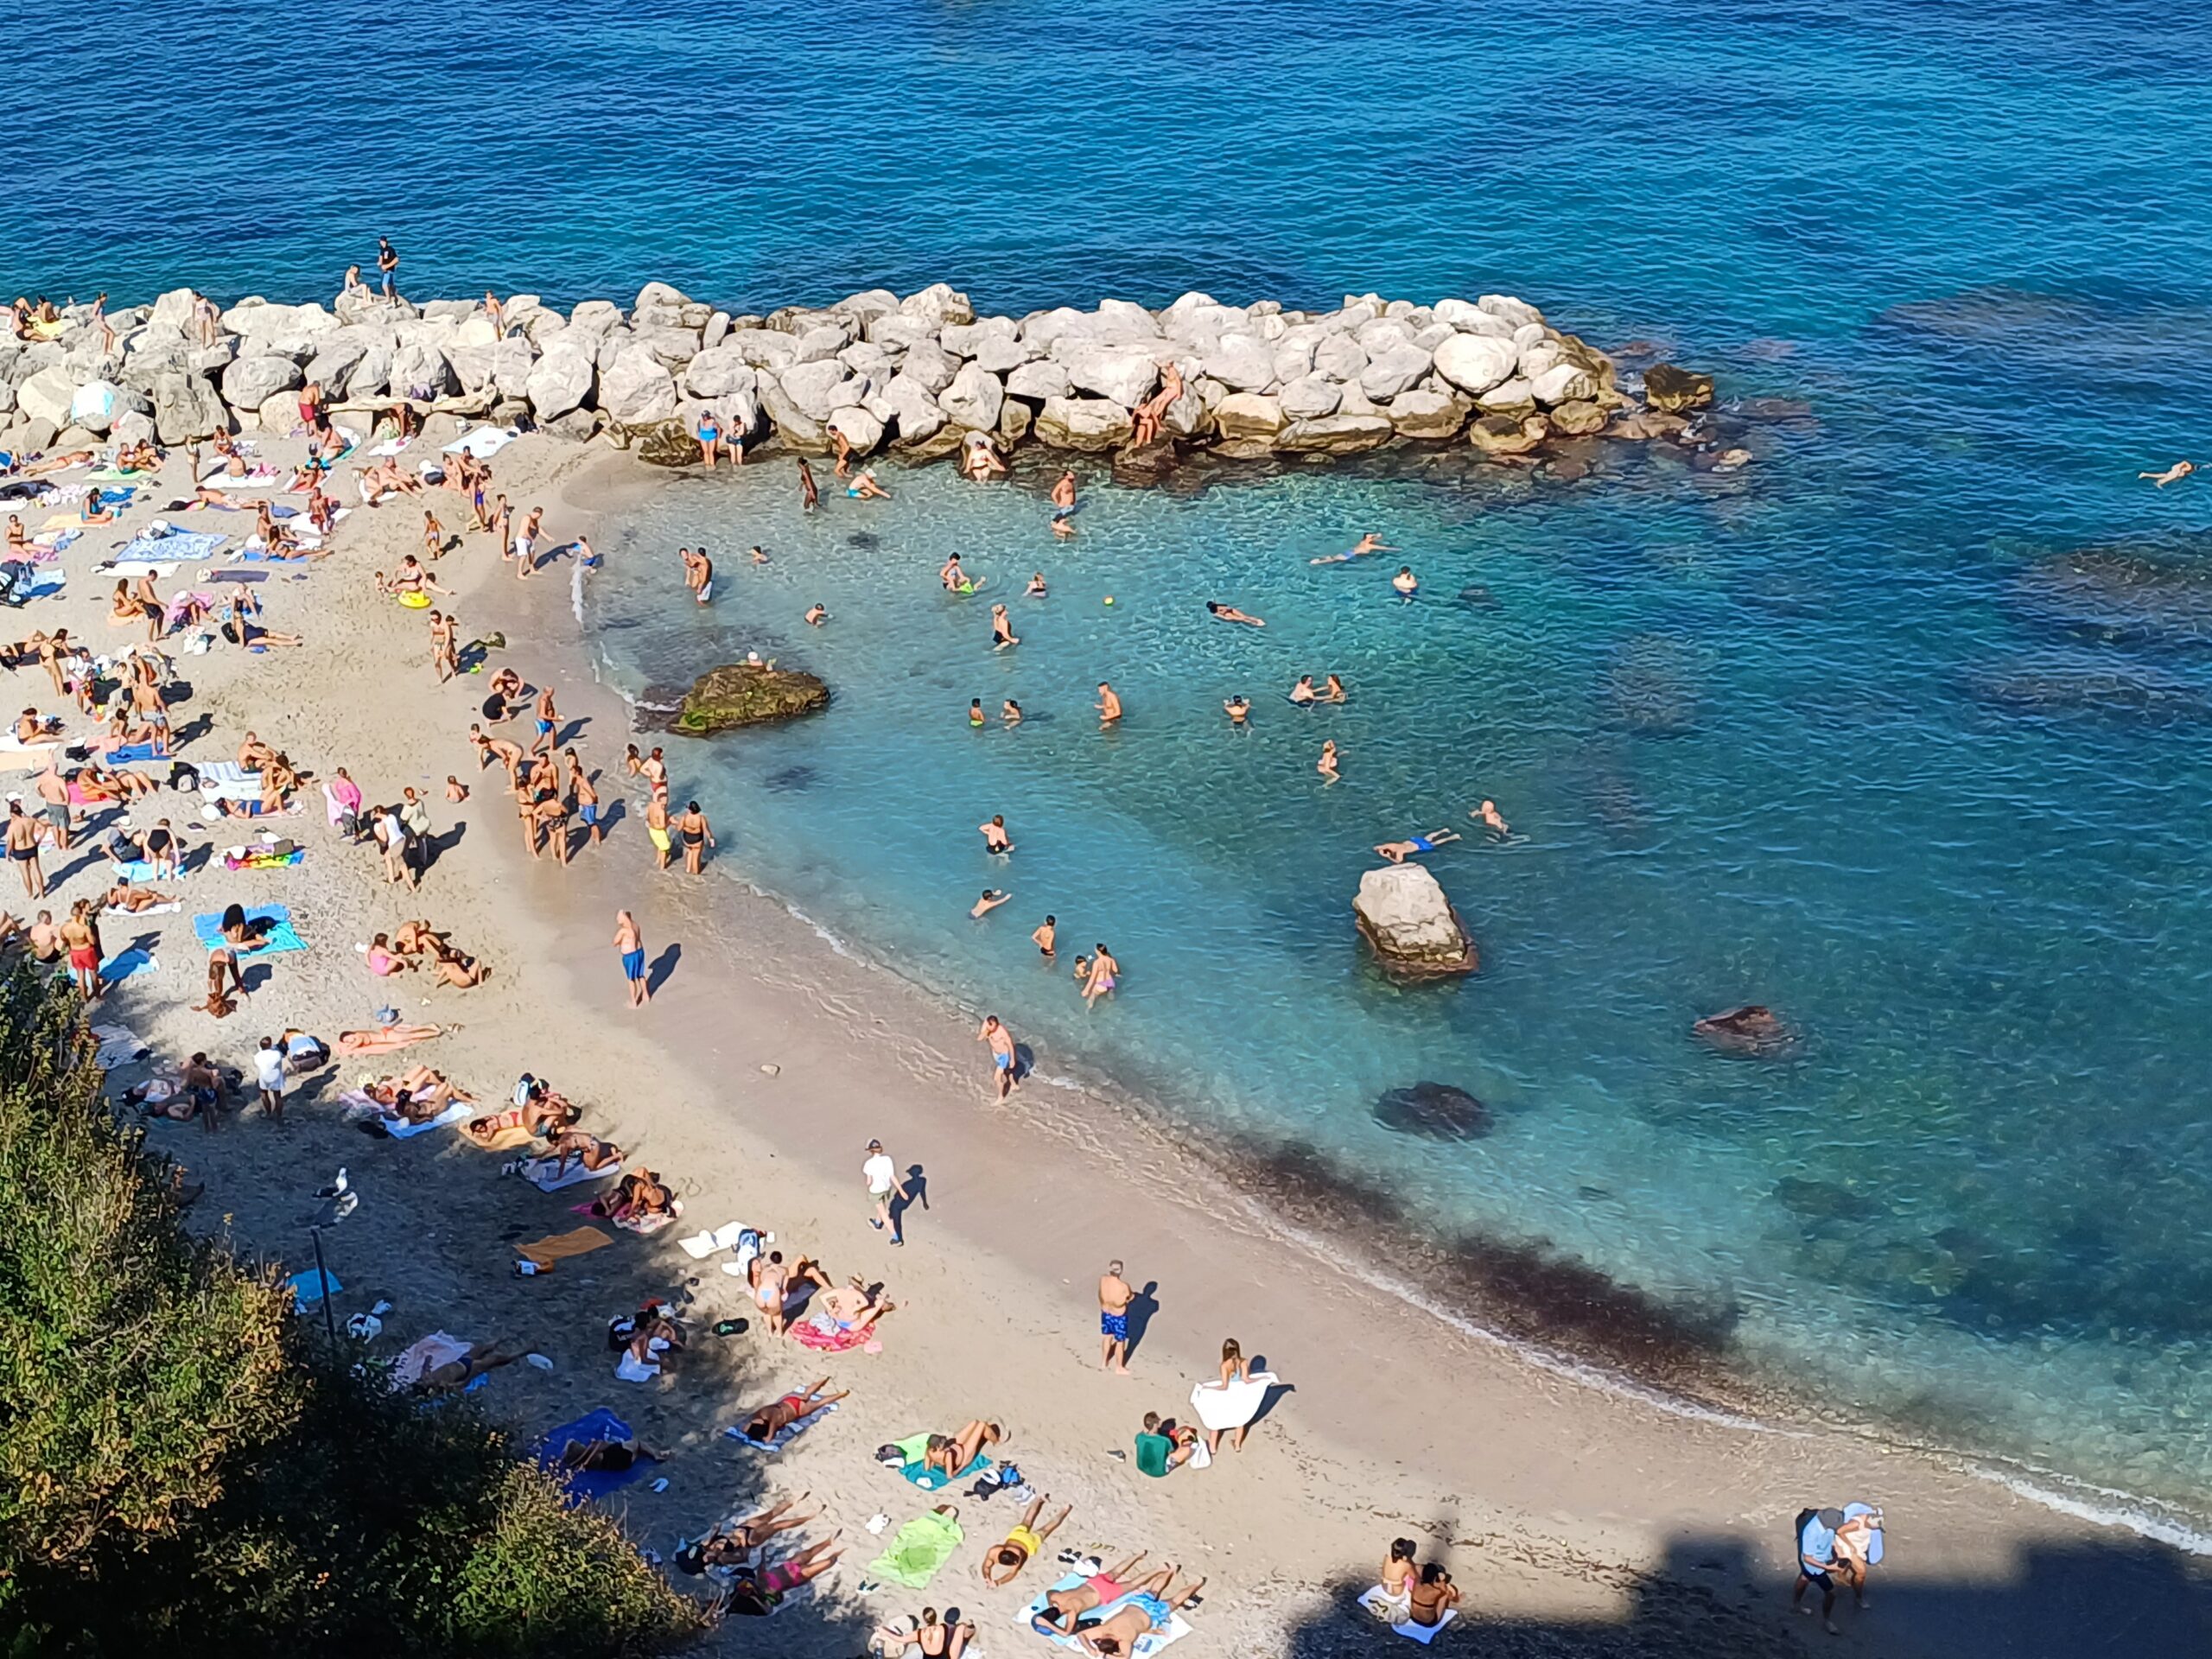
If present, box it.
[192,905,306,955]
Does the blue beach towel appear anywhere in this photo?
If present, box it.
[104,742,161,763]
[537,1408,650,1503]
[904,1452,989,1490]
[99,946,157,982]
[193,905,306,955]
[112,529,227,563]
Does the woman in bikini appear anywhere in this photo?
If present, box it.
[738,1380,849,1443]
[883,1606,975,1658]
[681,1495,819,1570]
[1370,1538,1421,1624]
[711,1535,845,1617]
[920,1420,1002,1481]
[1084,944,1119,1007]
[979,1494,1071,1586]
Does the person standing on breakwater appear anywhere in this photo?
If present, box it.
[1051,469,1078,537]
[1099,1260,1134,1373]
[614,909,648,1007]
[978,1014,1018,1102]
[376,235,401,302]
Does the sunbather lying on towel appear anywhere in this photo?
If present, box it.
[364,1066,474,1121]
[526,1129,621,1176]
[466,1087,580,1147]
[740,1380,849,1444]
[556,1430,669,1471]
[590,1167,676,1227]
[1071,1575,1206,1656]
[414,1335,531,1392]
[794,1277,898,1345]
[104,881,174,912]
[1033,1557,1173,1634]
[336,1022,445,1055]
[981,1494,1071,1586]
[910,1420,1001,1482]
[706,1536,847,1618]
[674,1496,818,1573]
[22,450,94,478]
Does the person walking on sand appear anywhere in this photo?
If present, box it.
[6,800,48,899]
[569,753,603,846]
[978,1014,1018,1102]
[531,684,559,755]
[1099,1260,1134,1373]
[1051,469,1077,537]
[253,1033,288,1122]
[864,1136,914,1246]
[614,910,648,1007]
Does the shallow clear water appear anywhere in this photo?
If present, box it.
[29,0,2212,1521]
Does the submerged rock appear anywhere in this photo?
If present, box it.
[1353,865,1478,978]
[1374,1081,1491,1140]
[675,663,830,734]
[1692,1005,1795,1058]
[1642,363,1715,412]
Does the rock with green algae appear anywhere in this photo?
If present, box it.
[675,662,829,734]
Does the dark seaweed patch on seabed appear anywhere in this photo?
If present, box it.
[1221,1136,1740,1399]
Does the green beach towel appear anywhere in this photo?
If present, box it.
[865,1507,963,1588]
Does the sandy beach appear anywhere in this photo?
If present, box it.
[11,423,2207,1659]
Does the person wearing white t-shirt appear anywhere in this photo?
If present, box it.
[253,1034,287,1122]
[862,1138,913,1246]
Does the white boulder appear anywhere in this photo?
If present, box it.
[1432,334,1520,396]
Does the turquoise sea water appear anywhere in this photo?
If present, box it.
[23,0,2212,1525]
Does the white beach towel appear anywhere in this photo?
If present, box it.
[1358,1586,1457,1643]
[1189,1371,1277,1433]
[726,1396,837,1452]
[105,900,181,917]
[524,1155,622,1193]
[89,1022,149,1069]
[99,560,181,578]
[442,425,518,458]
[196,760,263,803]
[1018,1582,1193,1656]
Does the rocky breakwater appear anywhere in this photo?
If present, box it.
[674,663,829,734]
[0,280,1715,475]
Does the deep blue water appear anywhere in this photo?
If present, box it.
[27,0,2212,1523]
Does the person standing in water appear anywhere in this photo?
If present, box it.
[675,800,715,874]
[1096,683,1123,728]
[613,910,648,1007]
[991,604,1020,650]
[1051,469,1077,537]
[1085,944,1120,1007]
[978,1014,1019,1102]
[798,458,818,511]
[1031,914,1057,959]
[1317,740,1340,783]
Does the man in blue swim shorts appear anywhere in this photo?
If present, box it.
[1098,1260,1133,1373]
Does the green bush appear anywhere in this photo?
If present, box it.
[0,965,698,1656]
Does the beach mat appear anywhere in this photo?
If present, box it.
[523,1157,620,1193]
[904,1452,988,1491]
[536,1407,648,1503]
[725,1395,838,1453]
[1357,1586,1456,1643]
[1022,1583,1194,1656]
[516,1226,613,1269]
[865,1507,963,1589]
[193,905,306,955]
[385,1101,473,1139]
[99,946,157,982]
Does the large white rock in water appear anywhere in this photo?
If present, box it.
[1353,865,1477,976]
[722,327,799,371]
[1063,346,1159,409]
[1211,391,1286,442]
[870,373,947,447]
[1033,396,1133,451]
[221,353,302,410]
[302,336,370,397]
[938,360,1005,430]
[14,366,78,428]
[899,282,976,327]
[221,300,336,341]
[526,340,595,419]
[683,344,760,400]
[940,319,1017,359]
[149,287,200,334]
[1006,358,1071,400]
[1277,373,1342,421]
[601,348,678,425]
[1386,387,1469,440]
[1528,361,1598,406]
[1276,412,1393,454]
[1360,345,1432,402]
[1201,333,1275,391]
[1432,334,1519,395]
[779,358,859,421]
[1478,294,1545,329]
[1313,334,1368,381]
[899,338,959,394]
[568,299,625,338]
[825,404,886,455]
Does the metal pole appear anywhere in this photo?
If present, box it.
[309,1225,339,1357]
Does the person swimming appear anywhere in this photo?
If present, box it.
[1026,571,1047,596]
[1471,799,1509,836]
[969,699,987,728]
[1311,531,1396,566]
[1391,566,1419,598]
[1375,829,1460,862]
[1224,694,1251,727]
[1001,699,1022,725]
[1288,676,1318,704]
[1206,601,1265,626]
